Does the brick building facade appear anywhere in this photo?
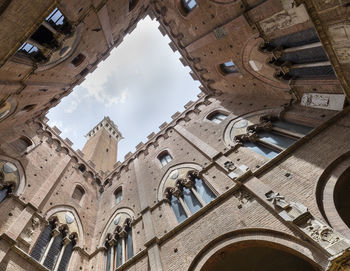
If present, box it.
[1,0,350,270]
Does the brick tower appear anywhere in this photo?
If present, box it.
[82,117,122,172]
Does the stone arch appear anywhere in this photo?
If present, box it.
[223,107,285,148]
[45,205,85,247]
[188,229,326,271]
[98,207,135,247]
[157,163,202,201]
[316,151,350,239]
[0,154,26,197]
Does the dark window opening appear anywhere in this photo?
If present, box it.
[72,185,85,202]
[71,53,86,67]
[46,7,72,35]
[21,104,37,112]
[129,0,137,11]
[220,61,238,74]
[182,0,197,13]
[78,164,86,173]
[79,68,89,77]
[30,25,58,49]
[18,42,47,62]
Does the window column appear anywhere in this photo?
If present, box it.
[40,227,60,265]
[53,235,71,271]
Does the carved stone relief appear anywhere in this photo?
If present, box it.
[234,189,253,209]
[265,190,350,255]
[314,0,341,11]
[327,22,350,64]
[301,93,345,111]
[259,3,309,35]
[21,217,40,243]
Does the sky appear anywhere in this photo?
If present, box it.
[47,16,201,162]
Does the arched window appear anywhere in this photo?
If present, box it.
[105,217,134,270]
[0,100,12,120]
[10,136,33,153]
[0,160,20,203]
[129,0,137,11]
[115,188,122,204]
[158,151,173,166]
[235,117,313,159]
[208,112,228,124]
[30,215,77,271]
[165,171,216,223]
[72,185,85,203]
[220,61,238,74]
[181,0,197,13]
[71,53,86,67]
[78,164,86,173]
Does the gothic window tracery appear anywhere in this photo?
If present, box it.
[0,160,20,203]
[105,215,134,270]
[233,116,313,159]
[164,169,216,223]
[30,212,78,271]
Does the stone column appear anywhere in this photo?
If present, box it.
[134,158,163,271]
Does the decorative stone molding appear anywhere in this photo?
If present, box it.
[259,1,309,35]
[265,190,350,256]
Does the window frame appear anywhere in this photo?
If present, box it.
[157,150,173,167]
[206,111,229,124]
[114,187,123,205]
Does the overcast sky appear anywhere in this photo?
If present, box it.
[47,16,201,162]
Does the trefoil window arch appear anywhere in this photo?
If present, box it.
[105,217,134,270]
[0,160,20,204]
[30,213,78,271]
[234,116,313,159]
[165,170,216,223]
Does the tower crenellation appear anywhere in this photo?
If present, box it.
[82,117,123,173]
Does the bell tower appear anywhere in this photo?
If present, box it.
[82,117,122,173]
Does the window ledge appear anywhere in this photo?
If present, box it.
[12,246,50,271]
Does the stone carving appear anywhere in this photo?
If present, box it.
[266,191,289,209]
[224,161,235,172]
[328,23,350,64]
[248,121,272,133]
[213,26,227,40]
[266,190,350,255]
[234,189,252,208]
[259,4,309,35]
[234,132,259,143]
[302,94,329,107]
[302,219,340,245]
[301,93,345,111]
[22,217,40,243]
[178,178,194,189]
[335,47,350,64]
[0,161,19,191]
[314,0,340,11]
